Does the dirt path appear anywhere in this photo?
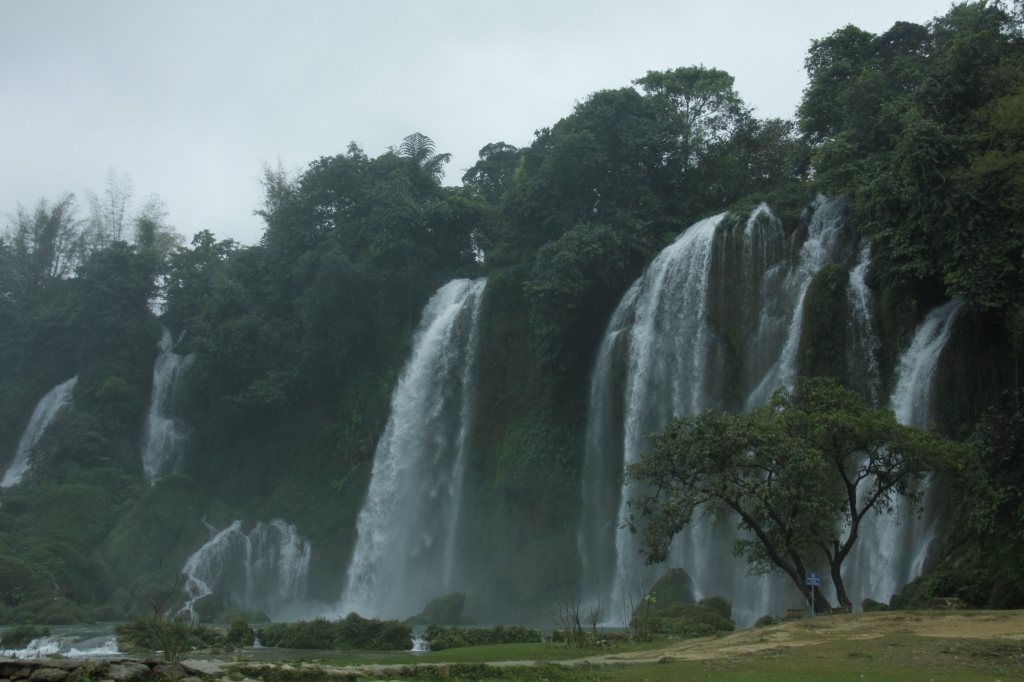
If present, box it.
[594,610,1024,664]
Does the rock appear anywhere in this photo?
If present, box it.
[118,643,134,653]
[646,568,697,613]
[180,662,225,677]
[181,677,202,682]
[108,662,152,682]
[7,668,30,681]
[28,669,67,682]
[153,665,186,681]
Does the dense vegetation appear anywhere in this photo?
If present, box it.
[0,0,1022,626]
[256,614,412,650]
[425,624,542,651]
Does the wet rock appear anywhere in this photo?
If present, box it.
[107,662,151,682]
[152,665,186,681]
[27,669,67,682]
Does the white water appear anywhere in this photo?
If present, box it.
[746,196,851,408]
[2,376,78,488]
[181,518,312,620]
[0,635,119,659]
[582,199,868,626]
[141,328,195,482]
[843,299,963,605]
[340,277,487,620]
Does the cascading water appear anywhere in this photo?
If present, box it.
[580,198,865,626]
[340,277,487,619]
[181,518,312,620]
[140,328,195,482]
[843,299,963,604]
[2,376,78,489]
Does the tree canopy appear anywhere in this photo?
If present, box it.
[626,377,966,608]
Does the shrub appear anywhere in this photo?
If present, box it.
[256,613,411,650]
[1,625,51,649]
[648,596,735,638]
[224,617,254,648]
[755,614,775,627]
[425,624,542,651]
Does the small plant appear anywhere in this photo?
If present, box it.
[129,558,196,662]
[755,614,775,627]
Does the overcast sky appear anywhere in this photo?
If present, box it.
[2,0,944,246]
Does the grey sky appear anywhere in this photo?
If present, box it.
[1,0,942,246]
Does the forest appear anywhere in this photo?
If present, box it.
[1,1,1022,628]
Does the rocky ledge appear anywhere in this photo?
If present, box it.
[0,658,210,682]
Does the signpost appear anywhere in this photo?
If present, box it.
[805,572,822,617]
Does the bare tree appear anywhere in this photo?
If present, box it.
[130,559,196,662]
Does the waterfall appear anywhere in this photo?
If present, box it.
[746,196,851,408]
[844,298,962,605]
[181,518,312,620]
[140,328,195,482]
[890,299,963,429]
[340,277,487,619]
[582,198,862,626]
[846,245,883,405]
[2,377,78,489]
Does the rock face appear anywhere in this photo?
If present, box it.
[646,568,697,613]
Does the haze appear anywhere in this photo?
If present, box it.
[1,0,941,245]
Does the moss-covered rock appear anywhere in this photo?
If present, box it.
[800,264,850,382]
[645,568,696,613]
[405,592,467,626]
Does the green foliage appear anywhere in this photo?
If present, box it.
[114,617,217,654]
[425,624,542,651]
[800,3,1024,310]
[628,377,967,608]
[800,264,851,382]
[755,614,776,627]
[0,556,51,607]
[224,617,255,648]
[405,592,467,626]
[648,596,735,637]
[0,624,51,649]
[256,613,412,650]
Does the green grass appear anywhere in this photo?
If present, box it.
[239,627,1024,682]
[337,640,670,666]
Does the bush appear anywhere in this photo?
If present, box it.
[1,624,51,649]
[224,617,254,648]
[114,617,218,653]
[425,624,542,651]
[256,613,411,650]
[755,614,775,627]
[648,596,735,638]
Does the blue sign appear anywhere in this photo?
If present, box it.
[805,572,822,586]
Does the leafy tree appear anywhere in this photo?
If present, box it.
[625,377,964,608]
[462,142,522,206]
[799,3,1024,309]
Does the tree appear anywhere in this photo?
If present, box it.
[625,377,965,608]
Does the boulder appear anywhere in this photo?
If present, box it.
[107,662,151,682]
[27,670,67,682]
[646,568,697,613]
[152,665,186,681]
